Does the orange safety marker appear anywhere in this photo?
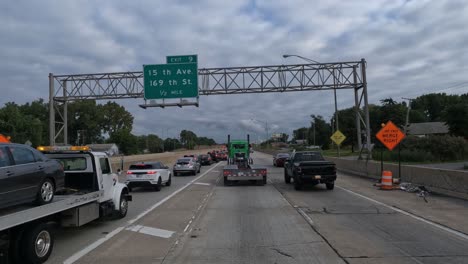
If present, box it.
[380,170,393,190]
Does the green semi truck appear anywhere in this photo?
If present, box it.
[222,135,267,186]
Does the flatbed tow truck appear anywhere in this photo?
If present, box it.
[0,146,131,264]
[223,135,267,186]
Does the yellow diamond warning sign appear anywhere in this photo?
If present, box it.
[376,121,405,151]
[330,130,346,146]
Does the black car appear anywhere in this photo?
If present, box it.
[199,154,213,166]
[0,143,65,209]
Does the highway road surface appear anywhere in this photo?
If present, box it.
[47,152,468,264]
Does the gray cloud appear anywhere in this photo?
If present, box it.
[1,0,468,143]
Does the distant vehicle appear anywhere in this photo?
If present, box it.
[125,162,172,191]
[0,143,65,209]
[184,154,201,167]
[199,154,213,166]
[216,151,227,161]
[208,151,218,162]
[223,135,267,186]
[283,151,336,190]
[273,153,290,167]
[173,157,200,176]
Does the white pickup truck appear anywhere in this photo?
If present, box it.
[0,146,131,264]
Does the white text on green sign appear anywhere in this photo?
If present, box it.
[166,55,197,64]
[143,63,198,99]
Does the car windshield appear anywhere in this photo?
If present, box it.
[294,153,324,161]
[232,144,246,149]
[277,153,289,158]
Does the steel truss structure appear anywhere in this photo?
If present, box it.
[49,59,372,158]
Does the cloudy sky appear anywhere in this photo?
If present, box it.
[1,0,468,143]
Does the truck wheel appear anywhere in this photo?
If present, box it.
[294,177,302,191]
[326,182,335,190]
[154,177,162,191]
[284,169,291,184]
[36,178,55,205]
[117,193,129,218]
[165,174,172,186]
[21,223,54,264]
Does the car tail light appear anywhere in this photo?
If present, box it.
[127,171,133,174]
[260,169,267,175]
[223,170,230,176]
[147,170,157,174]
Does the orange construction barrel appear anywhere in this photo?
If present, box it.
[381,171,393,190]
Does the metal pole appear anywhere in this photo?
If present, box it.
[398,143,401,179]
[381,147,383,176]
[49,73,55,146]
[63,81,68,145]
[361,59,372,159]
[353,66,362,151]
[333,69,340,157]
[313,121,316,146]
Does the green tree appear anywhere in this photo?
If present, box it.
[180,130,198,149]
[164,138,182,151]
[108,129,138,155]
[67,100,104,144]
[310,115,332,149]
[99,102,133,135]
[293,127,308,141]
[444,103,468,138]
[411,93,459,122]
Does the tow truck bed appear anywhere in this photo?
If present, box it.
[223,165,267,181]
[0,190,104,232]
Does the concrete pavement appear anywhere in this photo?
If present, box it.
[51,151,468,264]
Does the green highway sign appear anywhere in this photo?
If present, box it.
[166,55,197,64]
[143,63,198,99]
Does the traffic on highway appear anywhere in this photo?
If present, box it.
[1,1,468,263]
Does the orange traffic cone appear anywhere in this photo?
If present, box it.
[380,171,393,190]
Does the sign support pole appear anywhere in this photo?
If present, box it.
[398,143,401,179]
[381,147,383,176]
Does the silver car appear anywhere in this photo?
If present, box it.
[173,157,200,176]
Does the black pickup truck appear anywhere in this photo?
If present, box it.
[283,151,337,190]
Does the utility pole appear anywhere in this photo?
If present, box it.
[402,97,414,134]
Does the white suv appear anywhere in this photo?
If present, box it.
[125,162,171,191]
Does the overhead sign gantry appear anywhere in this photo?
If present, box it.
[48,56,372,158]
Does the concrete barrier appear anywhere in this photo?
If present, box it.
[327,157,468,200]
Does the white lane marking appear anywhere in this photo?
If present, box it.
[63,162,222,264]
[337,186,468,241]
[194,182,210,186]
[63,227,125,264]
[126,225,174,238]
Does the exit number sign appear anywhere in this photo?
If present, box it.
[143,63,198,99]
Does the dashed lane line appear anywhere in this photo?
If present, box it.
[63,162,222,264]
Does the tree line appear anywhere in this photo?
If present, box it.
[291,93,468,159]
[0,99,216,154]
